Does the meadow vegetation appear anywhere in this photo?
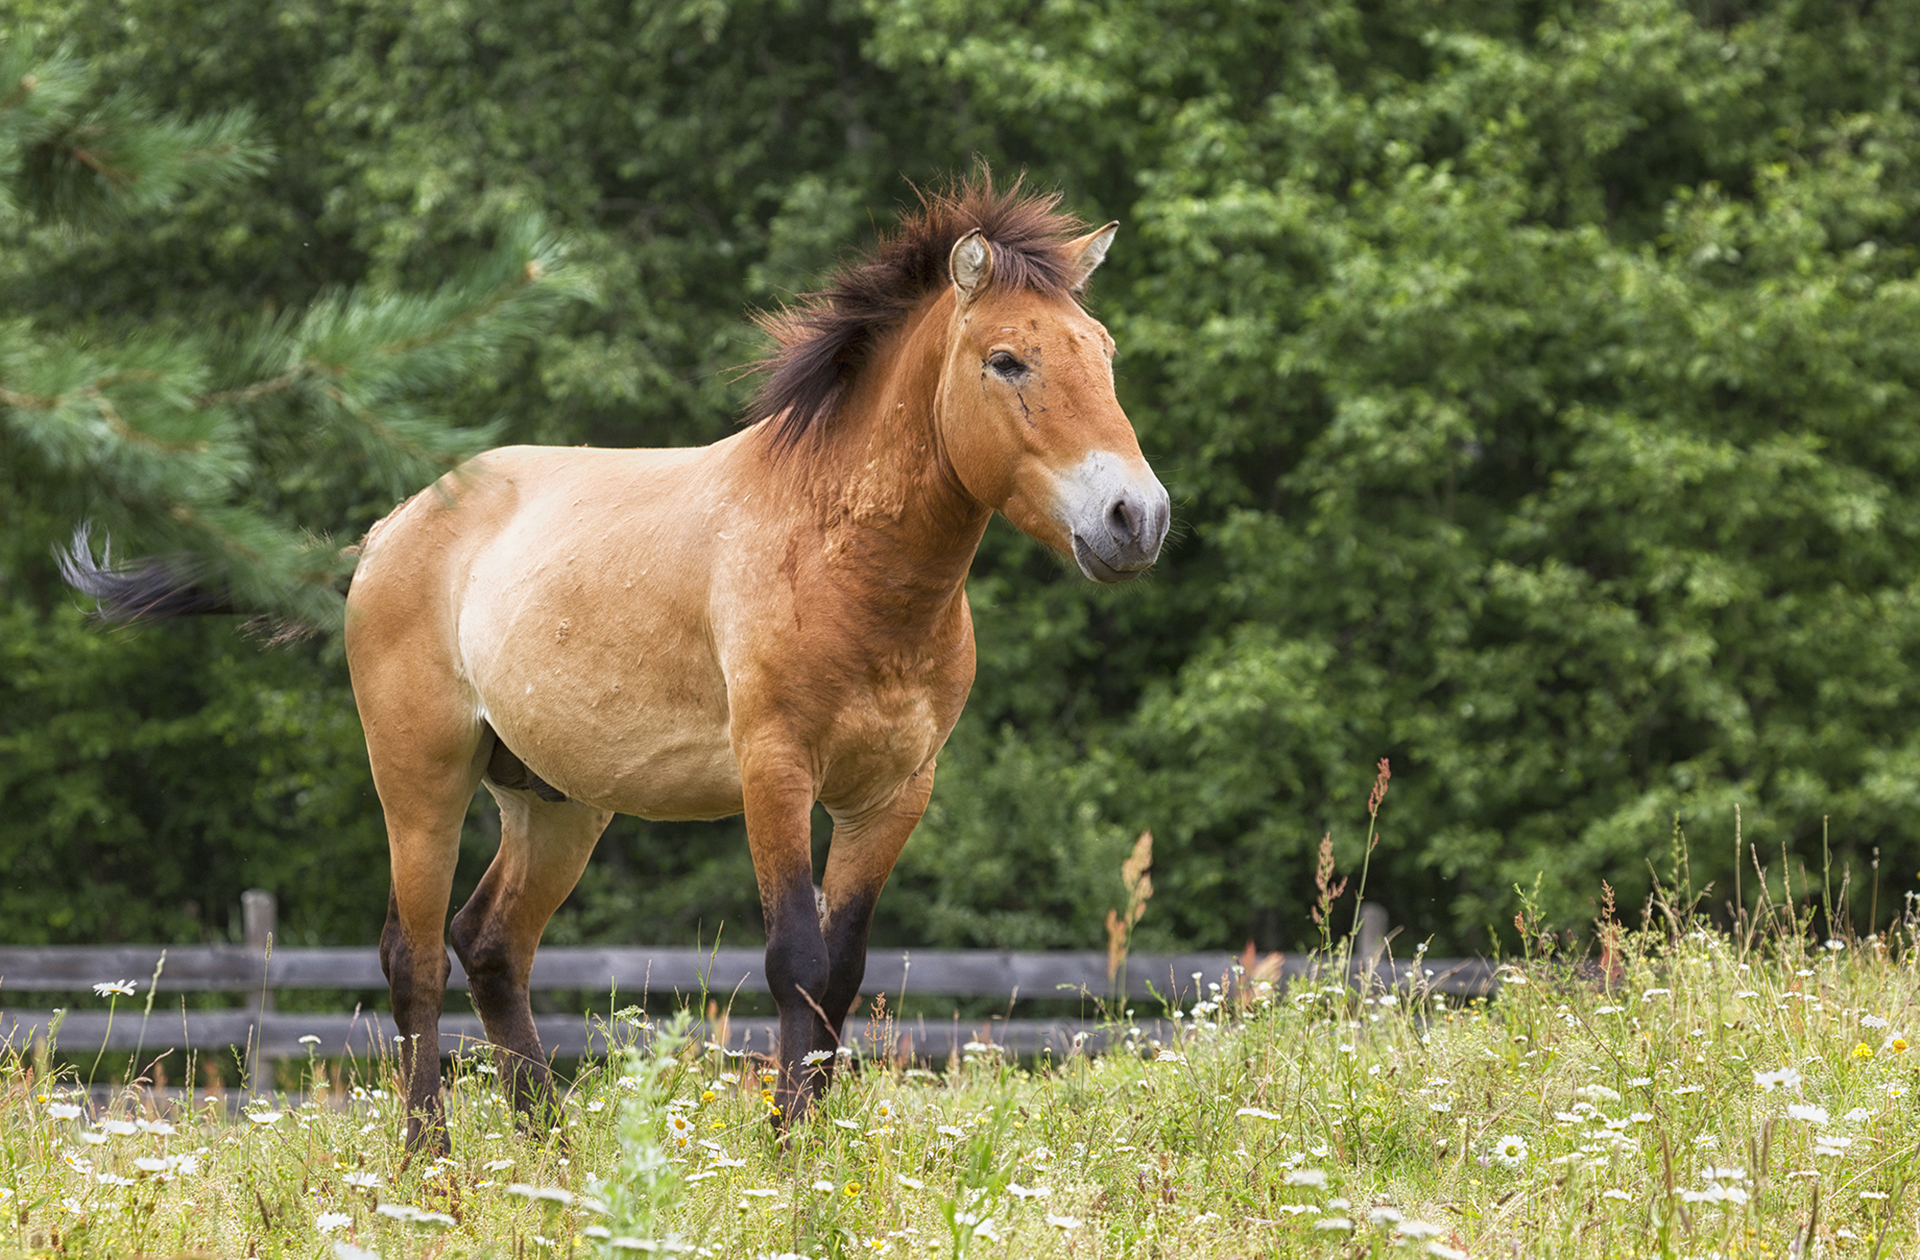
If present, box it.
[4,876,1915,1260]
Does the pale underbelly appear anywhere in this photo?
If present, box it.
[477,679,744,820]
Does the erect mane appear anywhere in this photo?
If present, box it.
[745,172,1091,449]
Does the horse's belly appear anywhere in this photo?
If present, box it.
[485,683,743,820]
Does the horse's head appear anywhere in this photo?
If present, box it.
[935,226,1170,583]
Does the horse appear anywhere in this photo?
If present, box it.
[71,176,1169,1153]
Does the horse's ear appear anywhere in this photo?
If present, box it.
[1067,222,1119,292]
[950,229,992,305]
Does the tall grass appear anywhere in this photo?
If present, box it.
[3,892,1916,1257]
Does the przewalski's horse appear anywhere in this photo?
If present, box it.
[76,177,1169,1153]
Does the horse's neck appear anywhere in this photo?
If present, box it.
[781,308,990,621]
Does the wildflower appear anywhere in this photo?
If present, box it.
[832,1118,860,1130]
[342,1171,382,1190]
[78,1130,108,1146]
[936,1125,964,1138]
[801,1050,833,1065]
[1314,1218,1353,1231]
[48,1103,82,1121]
[1891,1038,1909,1055]
[1008,1183,1050,1199]
[843,1181,860,1198]
[316,1213,353,1233]
[1603,1189,1631,1201]
[1853,1043,1874,1060]
[811,1180,836,1193]
[667,1113,693,1138]
[93,981,136,997]
[1284,1169,1328,1188]
[701,1090,717,1103]
[300,1034,323,1046]
[1861,1015,1889,1029]
[506,1183,574,1205]
[100,1119,137,1136]
[1425,1246,1468,1260]
[1428,1102,1453,1113]
[1642,988,1672,1001]
[1754,1067,1803,1092]
[483,1158,514,1172]
[1367,1207,1403,1226]
[333,1245,380,1260]
[1236,1107,1283,1120]
[1861,1191,1890,1201]
[1154,1050,1187,1064]
[1576,1085,1622,1104]
[1044,1215,1082,1230]
[248,1110,285,1126]
[1681,1184,1749,1205]
[897,1175,925,1190]
[135,1119,174,1135]
[97,1173,135,1187]
[1843,1108,1873,1124]
[1491,1135,1529,1168]
[376,1204,456,1227]
[1787,1104,1830,1125]
[133,1157,169,1173]
[1396,1220,1442,1239]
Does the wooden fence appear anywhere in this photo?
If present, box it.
[0,893,1496,1076]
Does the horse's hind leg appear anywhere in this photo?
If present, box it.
[368,739,486,1156]
[449,784,612,1134]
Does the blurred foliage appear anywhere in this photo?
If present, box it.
[5,0,1920,955]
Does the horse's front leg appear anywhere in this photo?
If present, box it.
[741,759,833,1128]
[815,762,938,1080]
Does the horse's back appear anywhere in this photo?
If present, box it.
[349,441,749,819]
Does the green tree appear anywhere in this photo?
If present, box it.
[0,38,583,941]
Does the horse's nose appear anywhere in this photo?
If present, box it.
[1103,481,1170,565]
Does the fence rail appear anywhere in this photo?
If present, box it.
[0,894,1497,1068]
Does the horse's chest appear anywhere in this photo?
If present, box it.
[813,657,964,807]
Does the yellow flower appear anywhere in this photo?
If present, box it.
[1853,1043,1874,1061]
[843,1181,861,1198]
[702,1090,717,1103]
[1892,1038,1909,1055]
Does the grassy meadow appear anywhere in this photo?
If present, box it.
[1,890,1916,1260]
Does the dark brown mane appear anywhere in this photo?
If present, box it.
[746,172,1091,448]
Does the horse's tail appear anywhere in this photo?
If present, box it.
[57,524,237,623]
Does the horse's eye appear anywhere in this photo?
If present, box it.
[986,351,1025,377]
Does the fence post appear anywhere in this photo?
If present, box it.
[241,889,276,1097]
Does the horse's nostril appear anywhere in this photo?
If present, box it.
[1107,494,1140,541]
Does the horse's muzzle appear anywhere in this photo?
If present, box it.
[1066,458,1170,583]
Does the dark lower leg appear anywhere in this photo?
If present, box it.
[380,891,451,1155]
[813,892,879,1082]
[764,876,832,1126]
[448,897,558,1135]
